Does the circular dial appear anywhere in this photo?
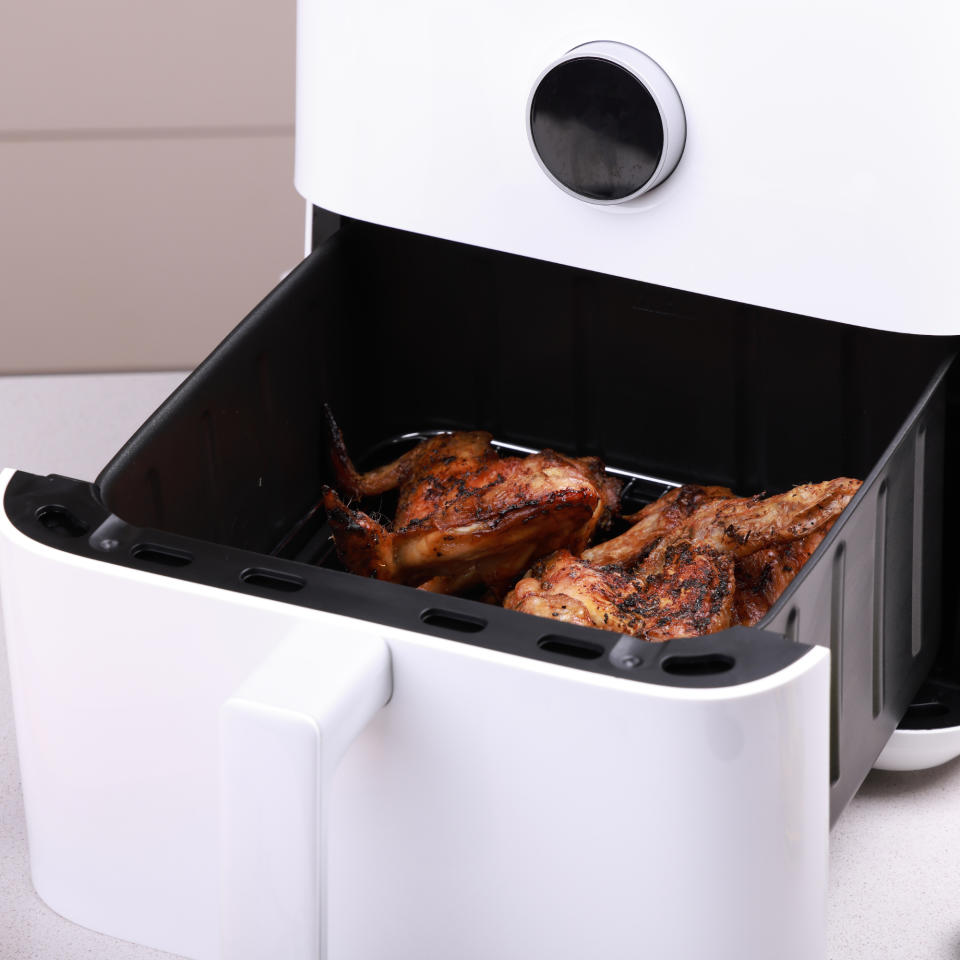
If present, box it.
[531,58,664,201]
[527,42,686,204]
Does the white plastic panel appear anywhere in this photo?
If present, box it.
[295,0,960,335]
[1,469,830,960]
[221,630,392,960]
[874,726,960,772]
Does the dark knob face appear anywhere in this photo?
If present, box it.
[530,57,665,202]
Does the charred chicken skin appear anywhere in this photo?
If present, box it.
[506,541,736,640]
[321,402,861,639]
[670,478,860,558]
[582,483,735,566]
[733,526,832,626]
[322,407,621,594]
[506,478,861,639]
[585,479,858,567]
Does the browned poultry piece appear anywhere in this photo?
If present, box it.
[321,406,621,594]
[584,478,859,567]
[506,477,861,639]
[505,541,736,641]
[674,478,861,558]
[582,483,735,566]
[734,526,832,626]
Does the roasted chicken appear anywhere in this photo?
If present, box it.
[506,541,736,640]
[321,402,862,640]
[665,478,860,558]
[322,407,621,594]
[582,483,734,566]
[733,527,832,626]
[505,478,861,639]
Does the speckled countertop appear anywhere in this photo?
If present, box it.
[1,372,958,960]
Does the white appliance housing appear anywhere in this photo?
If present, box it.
[0,489,828,959]
[2,2,957,959]
[295,0,960,336]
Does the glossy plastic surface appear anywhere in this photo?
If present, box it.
[531,57,662,200]
[295,1,960,334]
[0,473,831,959]
[221,629,391,960]
[875,726,960,771]
[528,42,685,202]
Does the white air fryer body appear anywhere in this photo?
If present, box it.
[4,0,957,958]
[295,0,960,336]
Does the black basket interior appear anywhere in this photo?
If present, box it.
[98,218,954,557]
[95,217,960,693]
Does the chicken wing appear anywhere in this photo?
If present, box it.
[582,483,735,566]
[322,406,621,594]
[733,526,832,626]
[674,478,860,557]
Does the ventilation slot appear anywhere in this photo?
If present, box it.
[912,426,925,657]
[420,609,487,633]
[661,654,734,676]
[131,543,193,567]
[537,636,605,660]
[873,480,888,718]
[240,568,305,592]
[830,543,846,786]
[785,607,800,644]
[35,505,88,538]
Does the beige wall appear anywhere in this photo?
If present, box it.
[0,0,305,374]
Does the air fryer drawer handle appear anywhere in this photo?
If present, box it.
[219,628,392,960]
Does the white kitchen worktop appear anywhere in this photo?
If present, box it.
[1,372,958,959]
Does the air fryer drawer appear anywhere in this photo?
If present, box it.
[6,216,958,822]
